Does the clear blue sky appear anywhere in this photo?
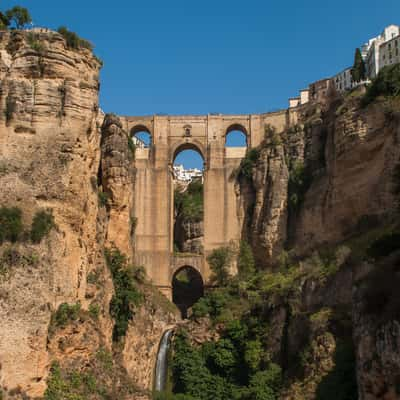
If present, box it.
[2,0,399,168]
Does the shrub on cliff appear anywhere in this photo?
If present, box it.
[105,248,142,341]
[363,64,400,106]
[288,161,312,214]
[50,302,81,332]
[30,209,55,243]
[57,26,93,51]
[237,148,260,180]
[0,206,23,244]
[207,246,233,285]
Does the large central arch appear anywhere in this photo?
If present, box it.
[121,112,287,298]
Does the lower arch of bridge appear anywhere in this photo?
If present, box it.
[172,266,204,318]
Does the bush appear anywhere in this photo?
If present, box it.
[57,26,93,51]
[50,303,81,330]
[237,148,260,180]
[98,191,109,207]
[237,241,255,278]
[174,179,203,223]
[207,246,233,285]
[105,248,142,341]
[0,207,23,244]
[363,64,400,106]
[288,161,312,214]
[89,303,100,319]
[30,210,55,243]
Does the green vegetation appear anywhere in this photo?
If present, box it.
[57,26,93,51]
[98,190,109,207]
[207,246,233,285]
[288,161,312,214]
[237,148,260,180]
[30,209,55,243]
[170,328,281,400]
[237,241,255,278]
[363,64,400,106]
[87,269,101,285]
[351,48,366,83]
[26,32,46,53]
[4,6,31,29]
[50,302,81,331]
[44,358,138,400]
[105,248,143,341]
[89,303,100,319]
[0,207,23,244]
[174,179,203,223]
[171,240,359,400]
[264,124,282,147]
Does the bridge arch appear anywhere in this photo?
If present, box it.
[225,123,248,147]
[130,124,152,148]
[172,265,204,318]
[171,140,206,166]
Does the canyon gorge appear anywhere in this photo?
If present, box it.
[0,28,399,400]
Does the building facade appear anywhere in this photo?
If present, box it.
[365,24,400,78]
[173,164,203,183]
[334,67,353,92]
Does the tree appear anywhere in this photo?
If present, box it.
[207,246,233,285]
[351,48,366,83]
[237,241,255,278]
[5,6,31,29]
[0,12,10,29]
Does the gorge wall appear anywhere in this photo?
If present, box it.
[0,30,178,400]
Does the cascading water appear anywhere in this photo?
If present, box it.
[154,329,174,392]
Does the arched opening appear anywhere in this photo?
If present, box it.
[172,266,204,318]
[225,124,248,147]
[173,145,204,255]
[131,125,152,148]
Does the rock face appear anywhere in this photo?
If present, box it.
[0,29,103,398]
[174,218,204,254]
[236,91,400,398]
[352,254,400,400]
[0,30,178,399]
[238,136,289,267]
[100,114,135,256]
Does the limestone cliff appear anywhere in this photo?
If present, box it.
[0,30,178,400]
[0,28,103,398]
[236,89,400,399]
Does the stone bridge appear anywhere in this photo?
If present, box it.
[119,112,288,298]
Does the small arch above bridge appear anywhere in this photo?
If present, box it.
[131,124,152,148]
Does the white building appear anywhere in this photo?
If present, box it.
[132,135,146,149]
[173,164,203,183]
[334,67,354,92]
[379,35,400,69]
[365,24,400,78]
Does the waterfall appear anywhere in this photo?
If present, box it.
[154,329,174,392]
